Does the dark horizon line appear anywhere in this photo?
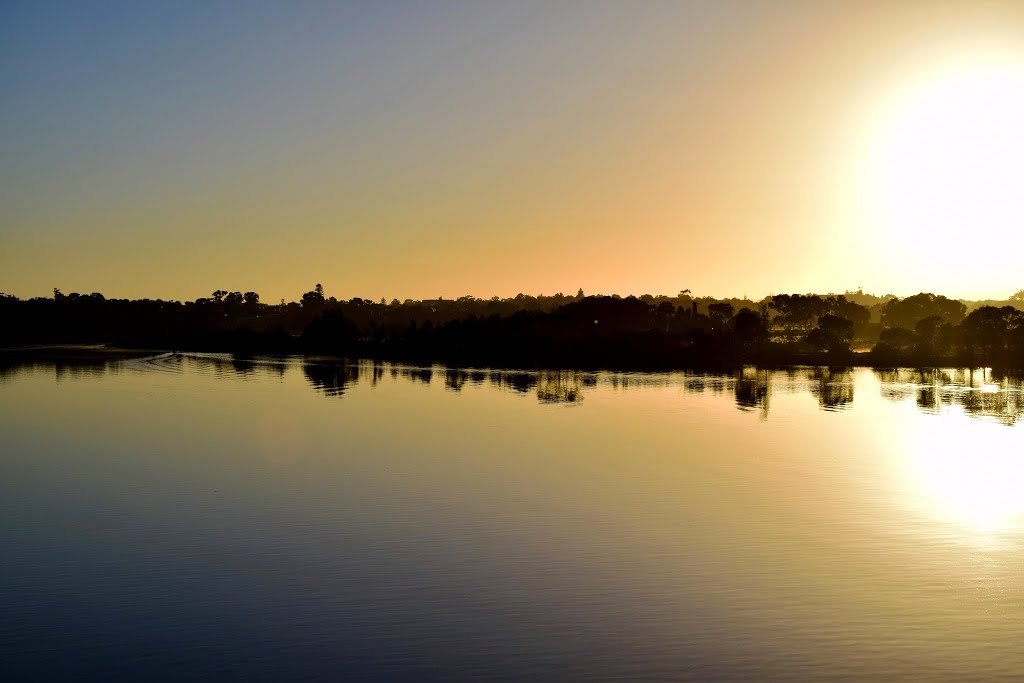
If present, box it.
[5,286,1024,306]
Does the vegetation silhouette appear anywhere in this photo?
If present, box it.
[2,285,1022,369]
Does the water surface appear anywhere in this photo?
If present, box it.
[2,356,1023,681]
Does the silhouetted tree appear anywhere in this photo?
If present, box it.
[961,306,1024,359]
[5,285,1019,370]
[708,303,735,329]
[243,292,260,315]
[881,293,966,329]
[732,308,768,347]
[874,327,916,353]
[913,315,954,353]
[301,309,359,352]
[655,301,676,332]
[770,294,824,331]
[832,297,871,332]
[301,284,326,310]
[769,294,868,336]
[806,315,854,353]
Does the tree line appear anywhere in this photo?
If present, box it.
[2,286,1022,368]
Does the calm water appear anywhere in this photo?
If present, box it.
[2,355,1023,681]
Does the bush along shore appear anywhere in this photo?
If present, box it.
[2,288,1022,370]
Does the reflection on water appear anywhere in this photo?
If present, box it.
[807,367,854,412]
[3,354,1022,422]
[875,367,1024,425]
[444,368,467,391]
[3,353,1024,680]
[536,370,587,404]
[734,368,770,418]
[304,359,362,397]
[0,359,117,384]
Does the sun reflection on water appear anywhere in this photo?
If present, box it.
[906,413,1024,537]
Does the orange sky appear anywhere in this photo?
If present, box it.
[2,1,1023,302]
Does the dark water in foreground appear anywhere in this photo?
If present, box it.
[2,355,1023,681]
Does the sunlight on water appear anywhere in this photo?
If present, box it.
[1,355,1023,681]
[907,416,1024,535]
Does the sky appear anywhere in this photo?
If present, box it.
[2,0,1023,303]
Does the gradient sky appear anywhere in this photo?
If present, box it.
[3,0,1023,302]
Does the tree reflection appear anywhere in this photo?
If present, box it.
[445,368,467,391]
[263,358,288,380]
[490,371,536,394]
[5,351,1023,425]
[683,375,728,395]
[52,361,111,383]
[370,361,385,387]
[808,367,854,411]
[186,354,290,381]
[734,367,771,420]
[960,386,1024,426]
[874,368,1024,425]
[304,361,361,397]
[916,385,940,414]
[230,354,257,376]
[536,370,584,404]
[402,367,433,384]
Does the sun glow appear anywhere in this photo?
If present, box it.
[864,56,1024,282]
[907,408,1024,536]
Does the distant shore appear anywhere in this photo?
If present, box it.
[3,290,1021,371]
